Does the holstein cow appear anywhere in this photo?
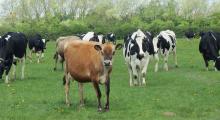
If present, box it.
[199,31,220,71]
[53,36,81,71]
[0,32,27,83]
[185,31,196,39]
[153,30,178,72]
[63,40,122,111]
[123,29,154,86]
[28,33,48,63]
[82,32,105,44]
[106,33,116,44]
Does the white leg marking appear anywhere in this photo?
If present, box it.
[41,53,44,58]
[12,64,16,80]
[5,75,9,84]
[164,52,169,71]
[131,63,138,86]
[173,47,178,67]
[142,57,150,85]
[21,57,25,79]
[154,53,159,72]
[127,65,133,86]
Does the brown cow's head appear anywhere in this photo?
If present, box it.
[94,43,122,66]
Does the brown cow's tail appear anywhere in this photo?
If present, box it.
[63,75,66,85]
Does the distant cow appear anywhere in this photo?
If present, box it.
[185,31,196,39]
[82,32,105,44]
[63,40,122,111]
[53,36,81,71]
[0,32,27,83]
[28,34,48,63]
[199,31,220,71]
[123,29,154,86]
[106,33,116,44]
[153,30,178,72]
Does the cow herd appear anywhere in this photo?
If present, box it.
[0,29,220,112]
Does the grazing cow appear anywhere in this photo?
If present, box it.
[123,29,154,86]
[0,32,27,83]
[82,32,105,44]
[153,30,178,72]
[199,31,220,71]
[63,40,122,111]
[53,36,80,71]
[106,33,116,44]
[28,33,48,63]
[185,31,196,39]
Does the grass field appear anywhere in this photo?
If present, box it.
[0,38,220,120]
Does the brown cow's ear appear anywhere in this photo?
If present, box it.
[115,44,123,50]
[94,45,102,51]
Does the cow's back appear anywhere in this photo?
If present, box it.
[56,36,80,57]
[64,41,103,82]
[7,32,27,58]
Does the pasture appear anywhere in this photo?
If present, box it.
[0,38,220,120]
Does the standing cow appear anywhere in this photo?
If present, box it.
[28,33,48,63]
[82,32,105,44]
[185,31,196,39]
[199,31,220,71]
[53,36,81,71]
[106,33,116,44]
[123,29,154,86]
[63,40,122,111]
[153,30,178,72]
[0,32,27,83]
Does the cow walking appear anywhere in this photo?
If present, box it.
[82,32,105,44]
[106,33,116,44]
[63,40,122,111]
[28,33,48,63]
[123,29,154,86]
[153,30,178,72]
[0,32,27,83]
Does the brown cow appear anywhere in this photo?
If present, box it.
[63,40,122,112]
[53,36,80,70]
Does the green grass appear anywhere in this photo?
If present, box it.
[0,38,220,120]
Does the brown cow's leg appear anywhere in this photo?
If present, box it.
[64,75,71,106]
[93,82,102,112]
[78,83,84,106]
[104,76,110,111]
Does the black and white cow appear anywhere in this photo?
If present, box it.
[199,31,220,71]
[123,29,154,86]
[153,30,178,72]
[185,31,196,39]
[28,33,48,63]
[0,32,27,83]
[82,32,105,44]
[106,33,116,44]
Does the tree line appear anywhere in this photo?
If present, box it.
[0,0,220,40]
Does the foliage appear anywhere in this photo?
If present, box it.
[0,0,220,39]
